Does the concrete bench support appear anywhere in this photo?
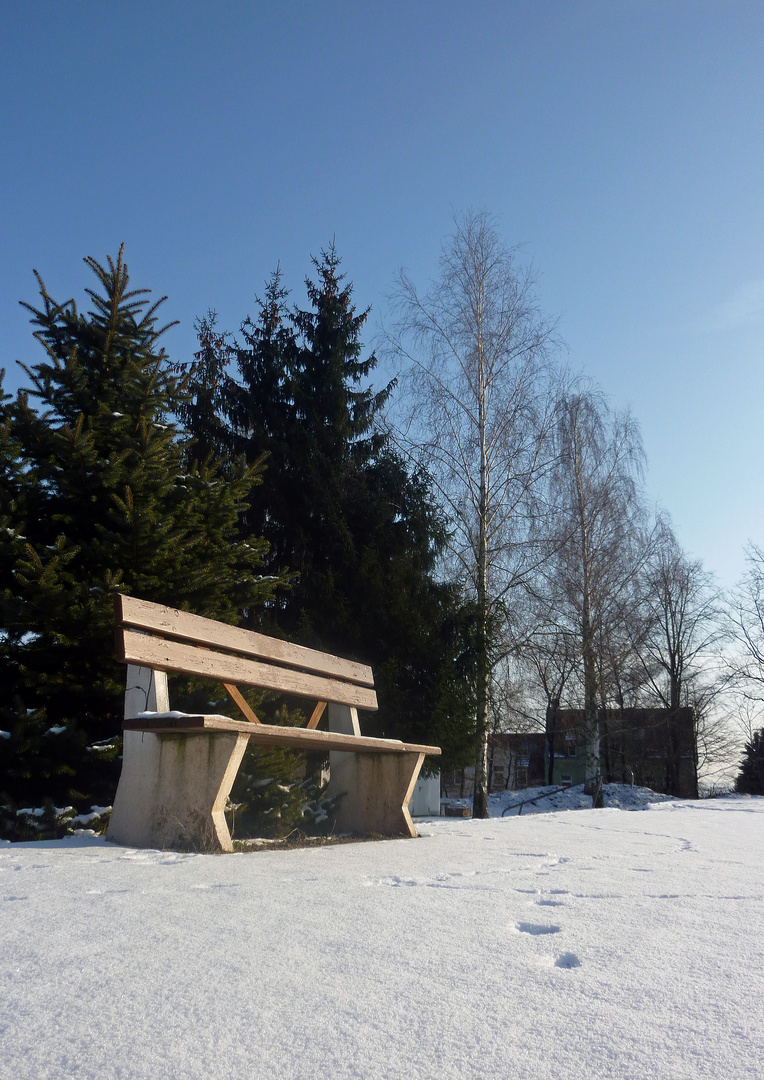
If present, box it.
[108,665,250,852]
[328,749,424,837]
[109,729,248,852]
[324,701,423,836]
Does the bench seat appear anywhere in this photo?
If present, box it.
[124,712,440,756]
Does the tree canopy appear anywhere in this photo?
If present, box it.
[0,249,280,811]
[179,246,478,769]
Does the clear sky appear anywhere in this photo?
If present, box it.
[2,0,762,589]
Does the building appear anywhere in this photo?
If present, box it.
[547,708,698,798]
[488,732,546,791]
[443,707,698,799]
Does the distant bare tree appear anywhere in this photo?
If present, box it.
[516,575,580,783]
[728,544,764,692]
[543,388,649,801]
[728,695,764,748]
[386,211,562,817]
[693,689,740,792]
[635,518,726,795]
[722,544,764,779]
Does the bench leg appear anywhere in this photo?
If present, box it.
[327,750,425,837]
[107,732,249,852]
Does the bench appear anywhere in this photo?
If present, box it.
[106,595,441,852]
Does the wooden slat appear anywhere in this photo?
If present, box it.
[122,714,440,756]
[115,594,374,687]
[306,701,326,730]
[118,629,379,712]
[223,683,260,724]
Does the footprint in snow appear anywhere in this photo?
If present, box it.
[555,952,581,969]
[370,876,420,888]
[189,883,242,891]
[515,922,562,935]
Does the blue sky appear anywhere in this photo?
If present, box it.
[2,1,763,588]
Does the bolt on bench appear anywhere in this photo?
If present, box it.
[106,595,441,852]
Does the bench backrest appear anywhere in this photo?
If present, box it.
[114,594,378,713]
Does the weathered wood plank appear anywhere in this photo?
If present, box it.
[117,629,379,711]
[122,714,441,756]
[115,594,374,686]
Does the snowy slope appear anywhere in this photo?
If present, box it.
[487,782,676,816]
[2,796,763,1080]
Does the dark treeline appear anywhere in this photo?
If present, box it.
[177,245,477,765]
[0,245,477,831]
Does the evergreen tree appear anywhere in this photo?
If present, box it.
[228,249,393,596]
[176,310,236,465]
[735,728,764,795]
[0,249,280,811]
[0,368,23,606]
[282,246,394,640]
[231,267,302,573]
[185,248,477,768]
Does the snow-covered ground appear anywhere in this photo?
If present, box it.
[488,781,677,817]
[2,792,763,1079]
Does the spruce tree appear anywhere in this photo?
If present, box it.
[735,729,764,795]
[0,368,23,609]
[231,268,303,574]
[185,248,477,769]
[176,310,236,465]
[278,245,393,639]
[0,249,280,811]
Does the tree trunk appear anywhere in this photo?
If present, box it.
[472,333,491,820]
[582,593,602,803]
[546,696,559,785]
[472,638,490,816]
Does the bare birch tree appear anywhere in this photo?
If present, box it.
[516,575,580,783]
[635,518,726,794]
[724,545,764,766]
[728,544,764,692]
[544,388,649,801]
[386,211,561,817]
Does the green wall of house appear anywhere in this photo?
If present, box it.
[549,751,587,787]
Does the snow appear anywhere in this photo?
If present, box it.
[136,710,234,720]
[87,739,119,753]
[489,782,676,816]
[70,807,112,828]
[15,805,73,819]
[2,792,763,1079]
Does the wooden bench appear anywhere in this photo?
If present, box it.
[106,595,441,852]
